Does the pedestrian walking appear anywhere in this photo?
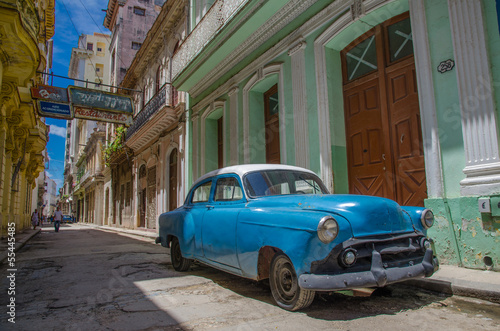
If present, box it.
[53,207,63,232]
[31,209,39,229]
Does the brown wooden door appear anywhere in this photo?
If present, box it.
[140,188,146,227]
[264,84,281,164]
[342,13,427,206]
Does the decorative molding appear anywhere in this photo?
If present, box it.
[351,0,364,20]
[185,0,318,98]
[192,114,199,180]
[188,0,352,118]
[228,86,239,165]
[288,39,309,168]
[287,40,307,57]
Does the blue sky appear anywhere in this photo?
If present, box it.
[46,0,110,190]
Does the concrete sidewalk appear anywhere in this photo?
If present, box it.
[3,223,499,305]
[0,227,41,265]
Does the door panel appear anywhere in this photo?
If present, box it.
[386,62,427,206]
[344,76,393,200]
[202,207,240,268]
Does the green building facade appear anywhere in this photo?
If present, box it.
[173,0,500,270]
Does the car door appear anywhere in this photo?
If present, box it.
[186,179,213,255]
[201,175,246,269]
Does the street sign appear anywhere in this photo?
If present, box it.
[68,86,134,114]
[31,85,69,102]
[73,106,133,125]
[36,100,73,120]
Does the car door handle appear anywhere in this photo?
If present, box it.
[206,205,214,210]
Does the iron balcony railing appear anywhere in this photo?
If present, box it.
[126,83,177,140]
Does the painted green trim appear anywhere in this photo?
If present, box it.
[425,0,465,197]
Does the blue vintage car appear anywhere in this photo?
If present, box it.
[156,164,438,311]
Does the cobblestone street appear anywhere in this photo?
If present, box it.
[1,224,499,330]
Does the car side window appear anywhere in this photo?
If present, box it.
[214,177,243,201]
[192,181,212,203]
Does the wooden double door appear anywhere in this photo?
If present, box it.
[342,13,427,206]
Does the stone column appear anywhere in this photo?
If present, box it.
[228,86,239,166]
[288,40,309,168]
[448,0,500,195]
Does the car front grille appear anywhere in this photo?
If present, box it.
[310,233,427,275]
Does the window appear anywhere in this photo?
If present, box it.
[134,7,145,16]
[87,43,93,51]
[95,64,104,77]
[192,182,212,203]
[214,177,243,201]
[132,42,142,50]
[387,17,413,63]
[345,35,377,81]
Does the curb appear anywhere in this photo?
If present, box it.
[0,228,41,265]
[404,278,500,304]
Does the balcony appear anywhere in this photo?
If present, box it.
[171,0,248,80]
[125,83,176,140]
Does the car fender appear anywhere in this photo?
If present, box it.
[236,208,352,279]
[158,207,197,257]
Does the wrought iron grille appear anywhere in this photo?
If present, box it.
[125,83,173,140]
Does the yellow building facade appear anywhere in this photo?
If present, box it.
[0,0,55,236]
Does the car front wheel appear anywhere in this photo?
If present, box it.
[269,253,315,311]
[170,237,192,271]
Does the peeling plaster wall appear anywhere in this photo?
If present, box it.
[427,197,500,271]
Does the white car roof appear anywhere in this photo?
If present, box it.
[192,164,318,187]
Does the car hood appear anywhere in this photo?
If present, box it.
[246,194,416,237]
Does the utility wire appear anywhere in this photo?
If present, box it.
[60,0,101,85]
[76,0,130,71]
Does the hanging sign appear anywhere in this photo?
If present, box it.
[36,100,73,120]
[68,86,134,114]
[73,106,133,125]
[31,85,69,102]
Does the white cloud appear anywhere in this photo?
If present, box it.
[49,125,67,139]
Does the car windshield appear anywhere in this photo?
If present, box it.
[243,170,329,198]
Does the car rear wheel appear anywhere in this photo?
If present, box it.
[269,253,315,311]
[170,237,192,271]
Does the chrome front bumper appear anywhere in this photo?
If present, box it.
[299,249,438,291]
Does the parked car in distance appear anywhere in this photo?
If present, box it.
[156,164,439,311]
[62,215,72,223]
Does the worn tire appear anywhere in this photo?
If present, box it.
[170,237,192,271]
[269,253,315,311]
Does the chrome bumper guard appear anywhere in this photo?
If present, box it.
[299,249,438,291]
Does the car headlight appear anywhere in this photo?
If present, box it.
[317,216,338,243]
[421,209,434,229]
